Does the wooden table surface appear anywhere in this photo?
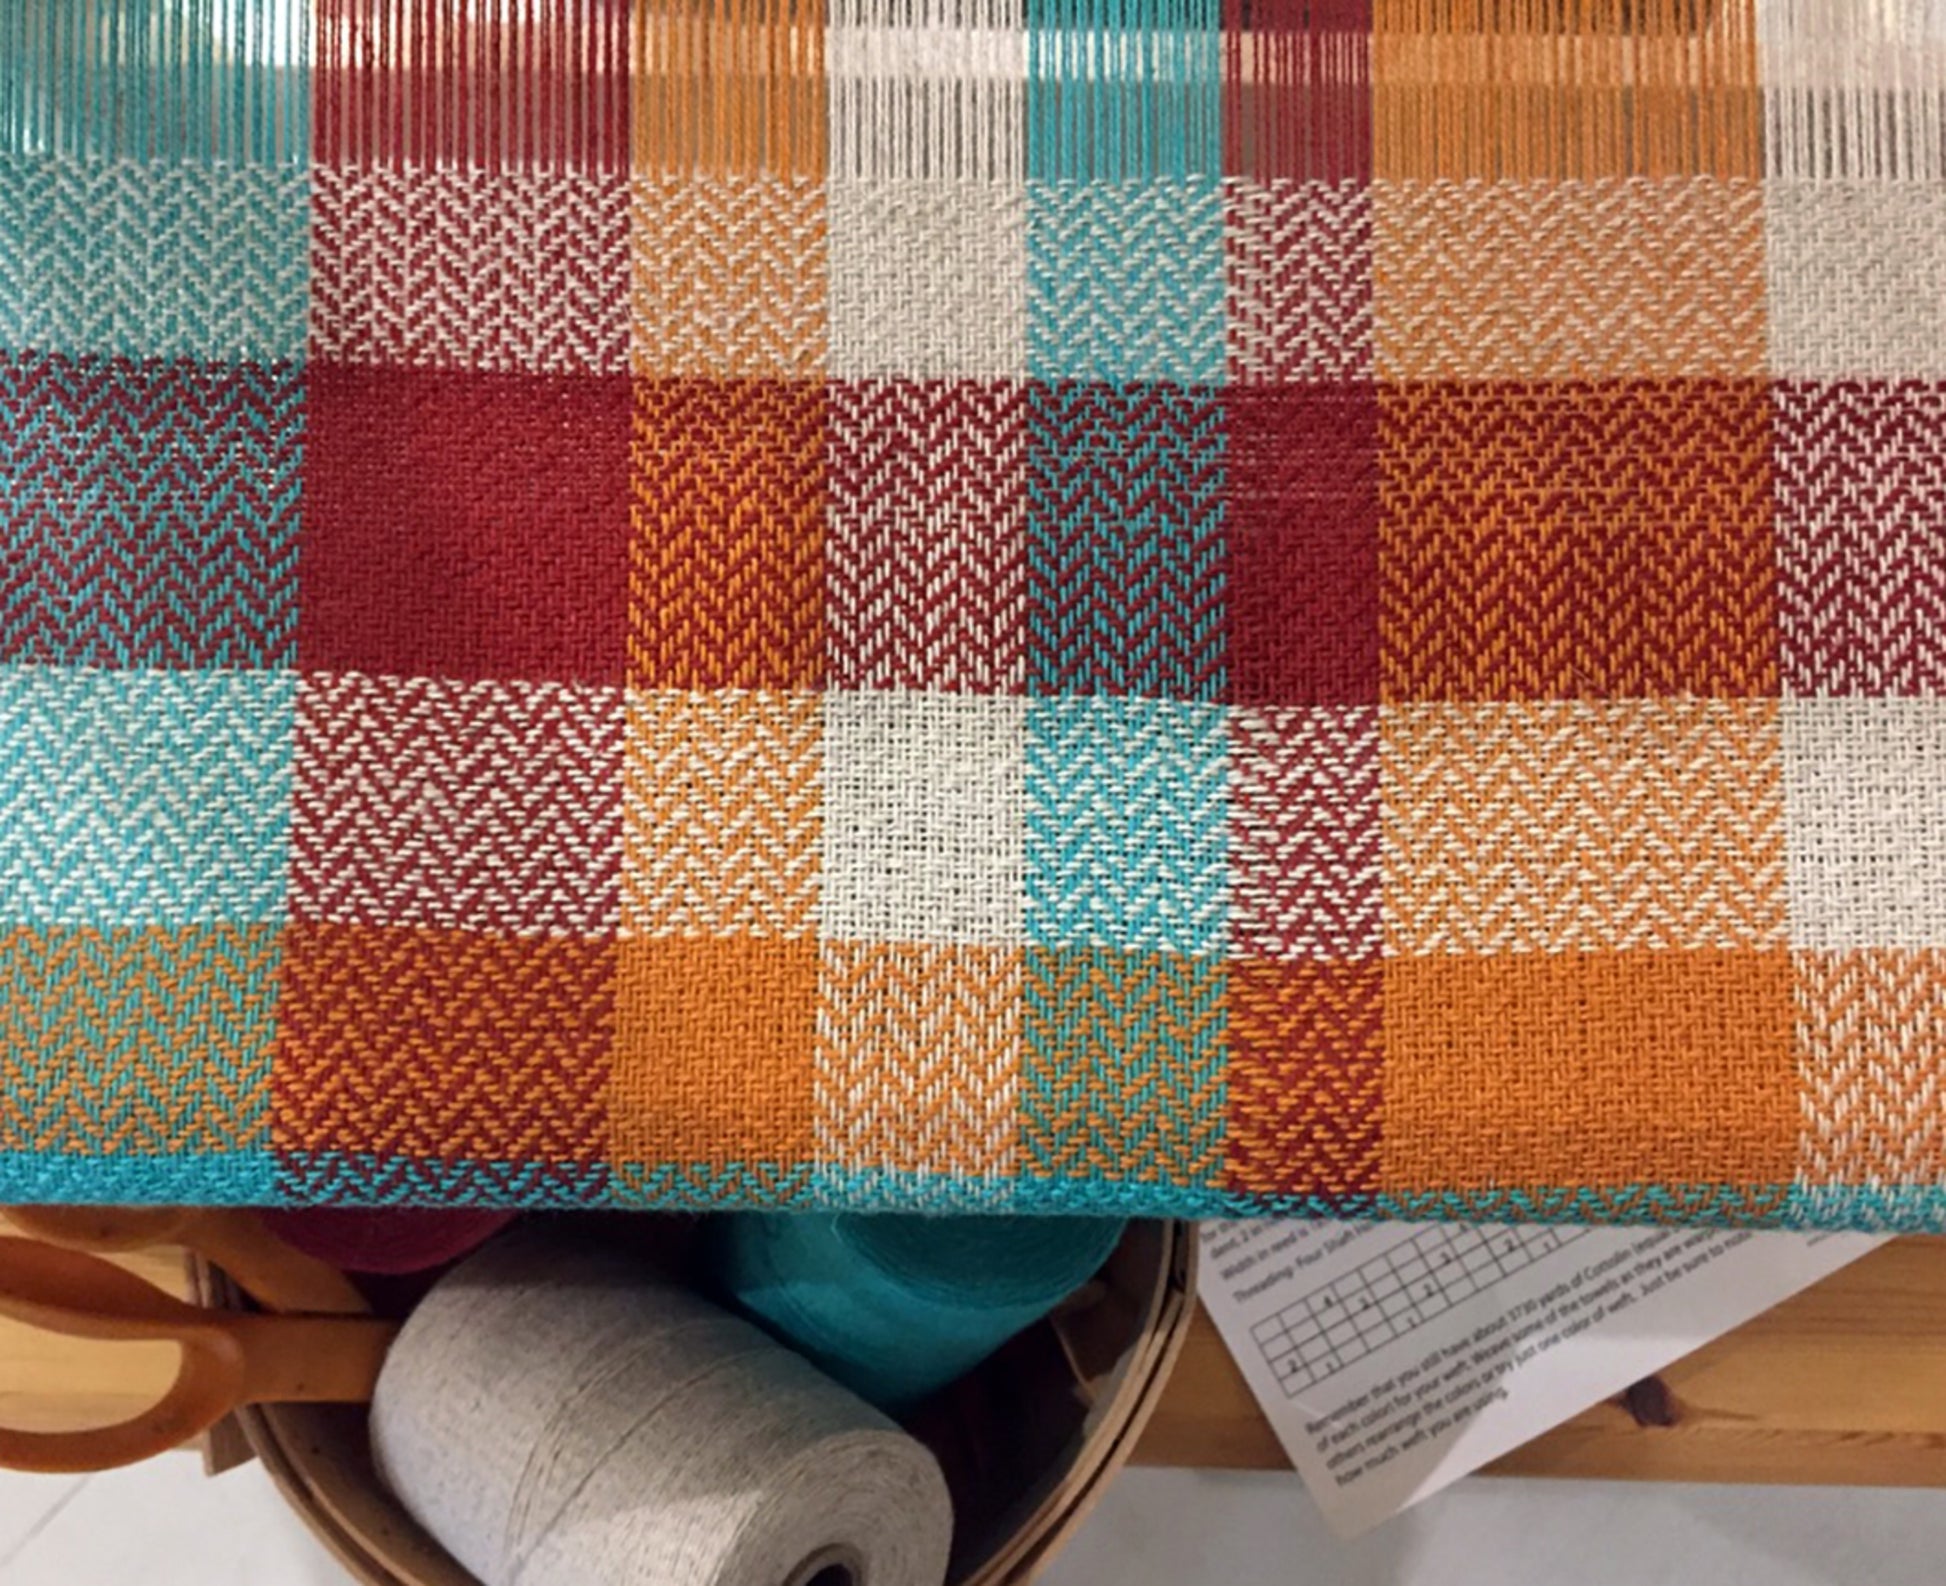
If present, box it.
[5,1223,1945,1488]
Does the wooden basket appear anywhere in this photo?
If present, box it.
[210,1218,1194,1586]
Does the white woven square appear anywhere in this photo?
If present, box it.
[827,2,1024,377]
[311,165,629,375]
[1786,697,1946,949]
[828,179,1027,378]
[1766,182,1946,376]
[821,691,1026,947]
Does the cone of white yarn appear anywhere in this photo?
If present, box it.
[370,1227,954,1586]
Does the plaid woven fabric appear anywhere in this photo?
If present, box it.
[2,0,1944,1225]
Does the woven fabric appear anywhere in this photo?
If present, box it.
[3,1,1946,1226]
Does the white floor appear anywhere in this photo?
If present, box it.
[3,1458,1944,1585]
[0,1458,344,1584]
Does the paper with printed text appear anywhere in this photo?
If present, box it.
[1198,1218,1883,1535]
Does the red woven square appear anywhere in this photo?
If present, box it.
[826,380,1026,693]
[1224,958,1382,1201]
[302,365,632,684]
[1379,379,1779,701]
[274,924,614,1165]
[1225,384,1379,704]
[1229,704,1380,960]
[291,673,624,937]
[1776,381,1946,698]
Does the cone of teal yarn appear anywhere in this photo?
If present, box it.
[712,1214,1126,1412]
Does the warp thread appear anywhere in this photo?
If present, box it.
[370,1226,953,1586]
[712,1214,1126,1410]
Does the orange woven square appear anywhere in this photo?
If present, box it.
[1382,699,1787,956]
[629,379,828,691]
[1378,379,1779,702]
[1224,959,1383,1200]
[273,925,614,1165]
[1382,950,1798,1193]
[1374,178,1767,382]
[611,936,820,1165]
[622,689,822,940]
[813,942,1022,1179]
[1796,949,1946,1189]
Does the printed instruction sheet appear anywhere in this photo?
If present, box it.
[1199,1218,1883,1535]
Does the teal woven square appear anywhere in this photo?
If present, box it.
[0,668,295,927]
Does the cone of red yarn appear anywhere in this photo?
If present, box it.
[259,1208,517,1275]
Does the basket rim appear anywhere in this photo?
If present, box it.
[223,1218,1197,1586]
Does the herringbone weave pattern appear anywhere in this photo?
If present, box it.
[4,0,1946,1229]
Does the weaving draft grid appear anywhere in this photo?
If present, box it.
[3,0,1946,1227]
